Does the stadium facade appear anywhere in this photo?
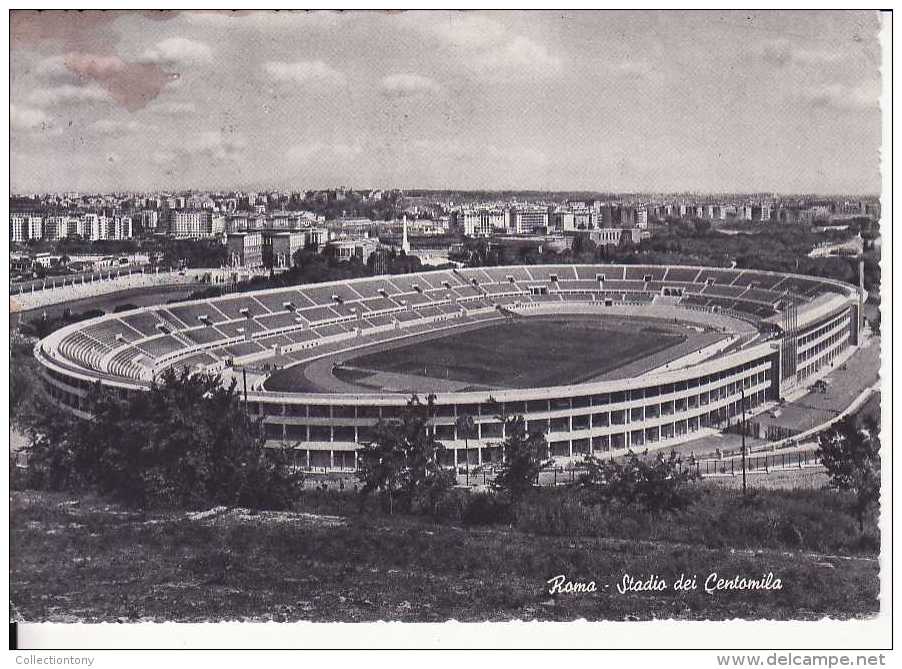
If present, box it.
[35,265,863,470]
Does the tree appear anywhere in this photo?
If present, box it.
[356,394,452,515]
[455,413,477,484]
[491,414,551,504]
[870,311,881,336]
[20,388,84,491]
[10,337,41,431]
[22,367,303,510]
[819,415,881,531]
[579,449,699,512]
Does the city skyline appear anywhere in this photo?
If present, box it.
[11,10,884,195]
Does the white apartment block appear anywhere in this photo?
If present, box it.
[212,214,227,235]
[573,211,594,230]
[10,214,44,242]
[10,212,133,242]
[171,210,214,237]
[44,216,71,241]
[451,209,507,237]
[110,215,133,240]
[139,210,160,232]
[10,215,26,243]
[509,207,549,234]
[552,210,576,232]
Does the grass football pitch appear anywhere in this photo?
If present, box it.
[344,317,686,388]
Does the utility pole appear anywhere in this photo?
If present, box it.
[242,368,249,423]
[741,385,747,495]
[456,414,475,487]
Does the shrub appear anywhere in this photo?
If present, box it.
[20,367,304,511]
[819,414,881,532]
[491,414,552,504]
[579,449,700,512]
[356,394,450,515]
[462,492,513,526]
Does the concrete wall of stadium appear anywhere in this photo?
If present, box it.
[33,271,861,472]
[254,302,859,469]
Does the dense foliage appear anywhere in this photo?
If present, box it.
[451,221,879,297]
[819,414,881,531]
[356,394,454,515]
[491,414,552,504]
[179,248,430,302]
[578,449,700,512]
[10,336,40,431]
[21,368,303,510]
[19,307,106,340]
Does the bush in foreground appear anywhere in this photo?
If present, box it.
[578,449,700,512]
[356,394,453,515]
[819,414,881,532]
[462,492,513,526]
[22,367,303,511]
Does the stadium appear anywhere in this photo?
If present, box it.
[35,264,864,471]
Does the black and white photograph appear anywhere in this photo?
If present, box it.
[7,6,892,654]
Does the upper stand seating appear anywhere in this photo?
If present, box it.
[663,267,702,282]
[731,271,785,289]
[181,326,228,346]
[83,318,144,347]
[696,268,740,285]
[702,284,748,299]
[51,265,838,380]
[167,302,230,326]
[740,287,783,305]
[215,296,271,320]
[625,266,667,281]
[119,311,167,337]
[603,279,647,292]
[556,279,602,291]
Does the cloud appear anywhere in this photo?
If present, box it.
[485,144,547,168]
[88,119,151,135]
[606,60,654,77]
[11,10,120,53]
[263,60,346,86]
[410,138,547,168]
[287,141,364,162]
[409,13,562,80]
[800,82,880,111]
[184,10,349,31]
[148,101,197,115]
[760,40,846,68]
[33,55,72,81]
[10,104,50,130]
[141,37,213,64]
[187,130,247,161]
[381,73,441,96]
[61,53,177,111]
[35,53,178,112]
[27,83,111,106]
[151,150,176,165]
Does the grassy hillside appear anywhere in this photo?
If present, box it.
[11,487,879,623]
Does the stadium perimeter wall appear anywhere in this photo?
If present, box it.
[33,264,862,469]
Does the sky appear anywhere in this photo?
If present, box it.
[9,10,884,195]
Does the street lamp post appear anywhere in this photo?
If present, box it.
[456,414,475,487]
[741,385,747,495]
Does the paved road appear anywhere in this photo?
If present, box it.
[9,283,204,331]
[654,337,881,459]
[759,340,880,434]
[10,265,153,294]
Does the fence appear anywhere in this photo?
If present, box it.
[689,449,822,477]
